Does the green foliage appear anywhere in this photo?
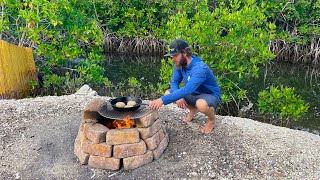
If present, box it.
[0,0,198,96]
[257,0,320,43]
[0,0,109,92]
[109,76,156,98]
[157,59,173,93]
[29,79,39,97]
[29,79,39,90]
[43,74,65,95]
[258,86,309,121]
[128,77,142,94]
[40,72,84,96]
[76,60,110,86]
[99,0,182,37]
[128,77,141,88]
[159,0,275,113]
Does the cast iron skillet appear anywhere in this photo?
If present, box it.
[110,96,147,112]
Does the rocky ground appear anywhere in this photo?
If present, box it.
[0,86,320,179]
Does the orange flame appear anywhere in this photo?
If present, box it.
[112,114,134,129]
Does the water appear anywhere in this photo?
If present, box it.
[102,56,320,134]
[101,56,162,98]
[240,61,320,134]
[104,56,161,89]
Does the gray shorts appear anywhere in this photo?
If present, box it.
[168,89,221,110]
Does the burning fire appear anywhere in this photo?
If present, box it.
[112,114,134,129]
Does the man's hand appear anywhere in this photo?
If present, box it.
[176,98,187,109]
[149,98,164,110]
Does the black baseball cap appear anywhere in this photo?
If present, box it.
[164,39,189,57]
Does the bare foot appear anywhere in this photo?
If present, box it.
[201,119,215,134]
[182,110,198,123]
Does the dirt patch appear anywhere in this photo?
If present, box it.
[0,93,320,179]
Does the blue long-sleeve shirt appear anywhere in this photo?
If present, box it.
[161,55,221,105]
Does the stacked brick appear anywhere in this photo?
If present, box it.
[74,98,169,170]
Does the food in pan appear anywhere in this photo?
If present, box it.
[127,100,137,107]
[115,102,126,108]
[124,105,133,108]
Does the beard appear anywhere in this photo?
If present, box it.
[176,55,188,69]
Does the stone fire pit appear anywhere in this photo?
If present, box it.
[74,98,169,170]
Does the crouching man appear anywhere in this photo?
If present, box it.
[149,39,221,134]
